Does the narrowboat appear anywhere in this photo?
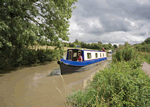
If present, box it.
[57,49,107,74]
[108,50,113,53]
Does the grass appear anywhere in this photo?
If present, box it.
[138,52,150,64]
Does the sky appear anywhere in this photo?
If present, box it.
[66,0,150,45]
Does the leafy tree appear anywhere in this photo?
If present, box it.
[119,44,123,48]
[103,44,109,50]
[141,42,146,45]
[63,42,68,47]
[0,0,78,68]
[69,42,76,47]
[98,41,102,44]
[113,44,118,49]
[74,39,79,44]
[81,42,88,48]
[0,0,77,50]
[108,43,112,49]
[144,37,150,44]
[124,42,130,47]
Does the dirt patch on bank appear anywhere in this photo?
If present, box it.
[141,61,150,77]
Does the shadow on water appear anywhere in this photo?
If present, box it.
[0,54,67,75]
[0,67,18,75]
[0,61,56,75]
[0,75,3,77]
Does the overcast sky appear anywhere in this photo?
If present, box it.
[67,0,150,45]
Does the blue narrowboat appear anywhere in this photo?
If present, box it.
[57,49,107,74]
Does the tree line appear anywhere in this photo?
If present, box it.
[66,39,118,50]
[133,37,150,52]
[38,38,118,51]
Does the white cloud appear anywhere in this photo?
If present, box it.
[136,0,149,4]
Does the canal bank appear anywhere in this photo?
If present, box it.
[0,54,112,107]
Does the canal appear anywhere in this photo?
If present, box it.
[0,54,112,107]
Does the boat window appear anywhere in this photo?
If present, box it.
[73,52,77,57]
[87,53,92,59]
[100,53,101,57]
[95,53,98,58]
[103,53,104,57]
[69,51,72,59]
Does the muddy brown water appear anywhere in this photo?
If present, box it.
[0,54,112,107]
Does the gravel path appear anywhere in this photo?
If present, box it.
[141,61,150,77]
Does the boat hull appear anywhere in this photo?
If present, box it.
[58,60,105,74]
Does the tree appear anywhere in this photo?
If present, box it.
[103,45,109,50]
[124,42,130,47]
[0,0,78,68]
[0,0,77,50]
[113,44,118,49]
[141,42,146,45]
[119,44,123,48]
[98,41,102,44]
[108,43,112,49]
[74,39,79,44]
[144,37,150,44]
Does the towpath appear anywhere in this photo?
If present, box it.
[142,61,150,77]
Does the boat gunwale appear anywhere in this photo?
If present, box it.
[60,57,107,67]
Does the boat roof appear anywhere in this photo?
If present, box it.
[67,49,105,52]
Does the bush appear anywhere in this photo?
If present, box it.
[67,61,150,107]
[0,47,62,69]
[0,46,15,68]
[113,45,140,63]
[21,49,39,65]
[138,52,150,64]
[135,44,150,52]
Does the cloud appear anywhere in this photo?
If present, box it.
[68,0,150,44]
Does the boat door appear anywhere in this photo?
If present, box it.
[68,50,72,61]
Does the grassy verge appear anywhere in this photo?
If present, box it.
[138,52,150,64]
[66,45,150,107]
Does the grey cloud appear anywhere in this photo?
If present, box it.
[132,5,150,19]
[68,0,150,44]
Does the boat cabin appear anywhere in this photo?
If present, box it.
[66,49,82,61]
[66,49,106,62]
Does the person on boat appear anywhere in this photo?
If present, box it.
[102,47,105,51]
[78,52,83,62]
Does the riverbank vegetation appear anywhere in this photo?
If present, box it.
[138,52,150,64]
[0,47,63,69]
[134,37,150,64]
[67,43,150,107]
